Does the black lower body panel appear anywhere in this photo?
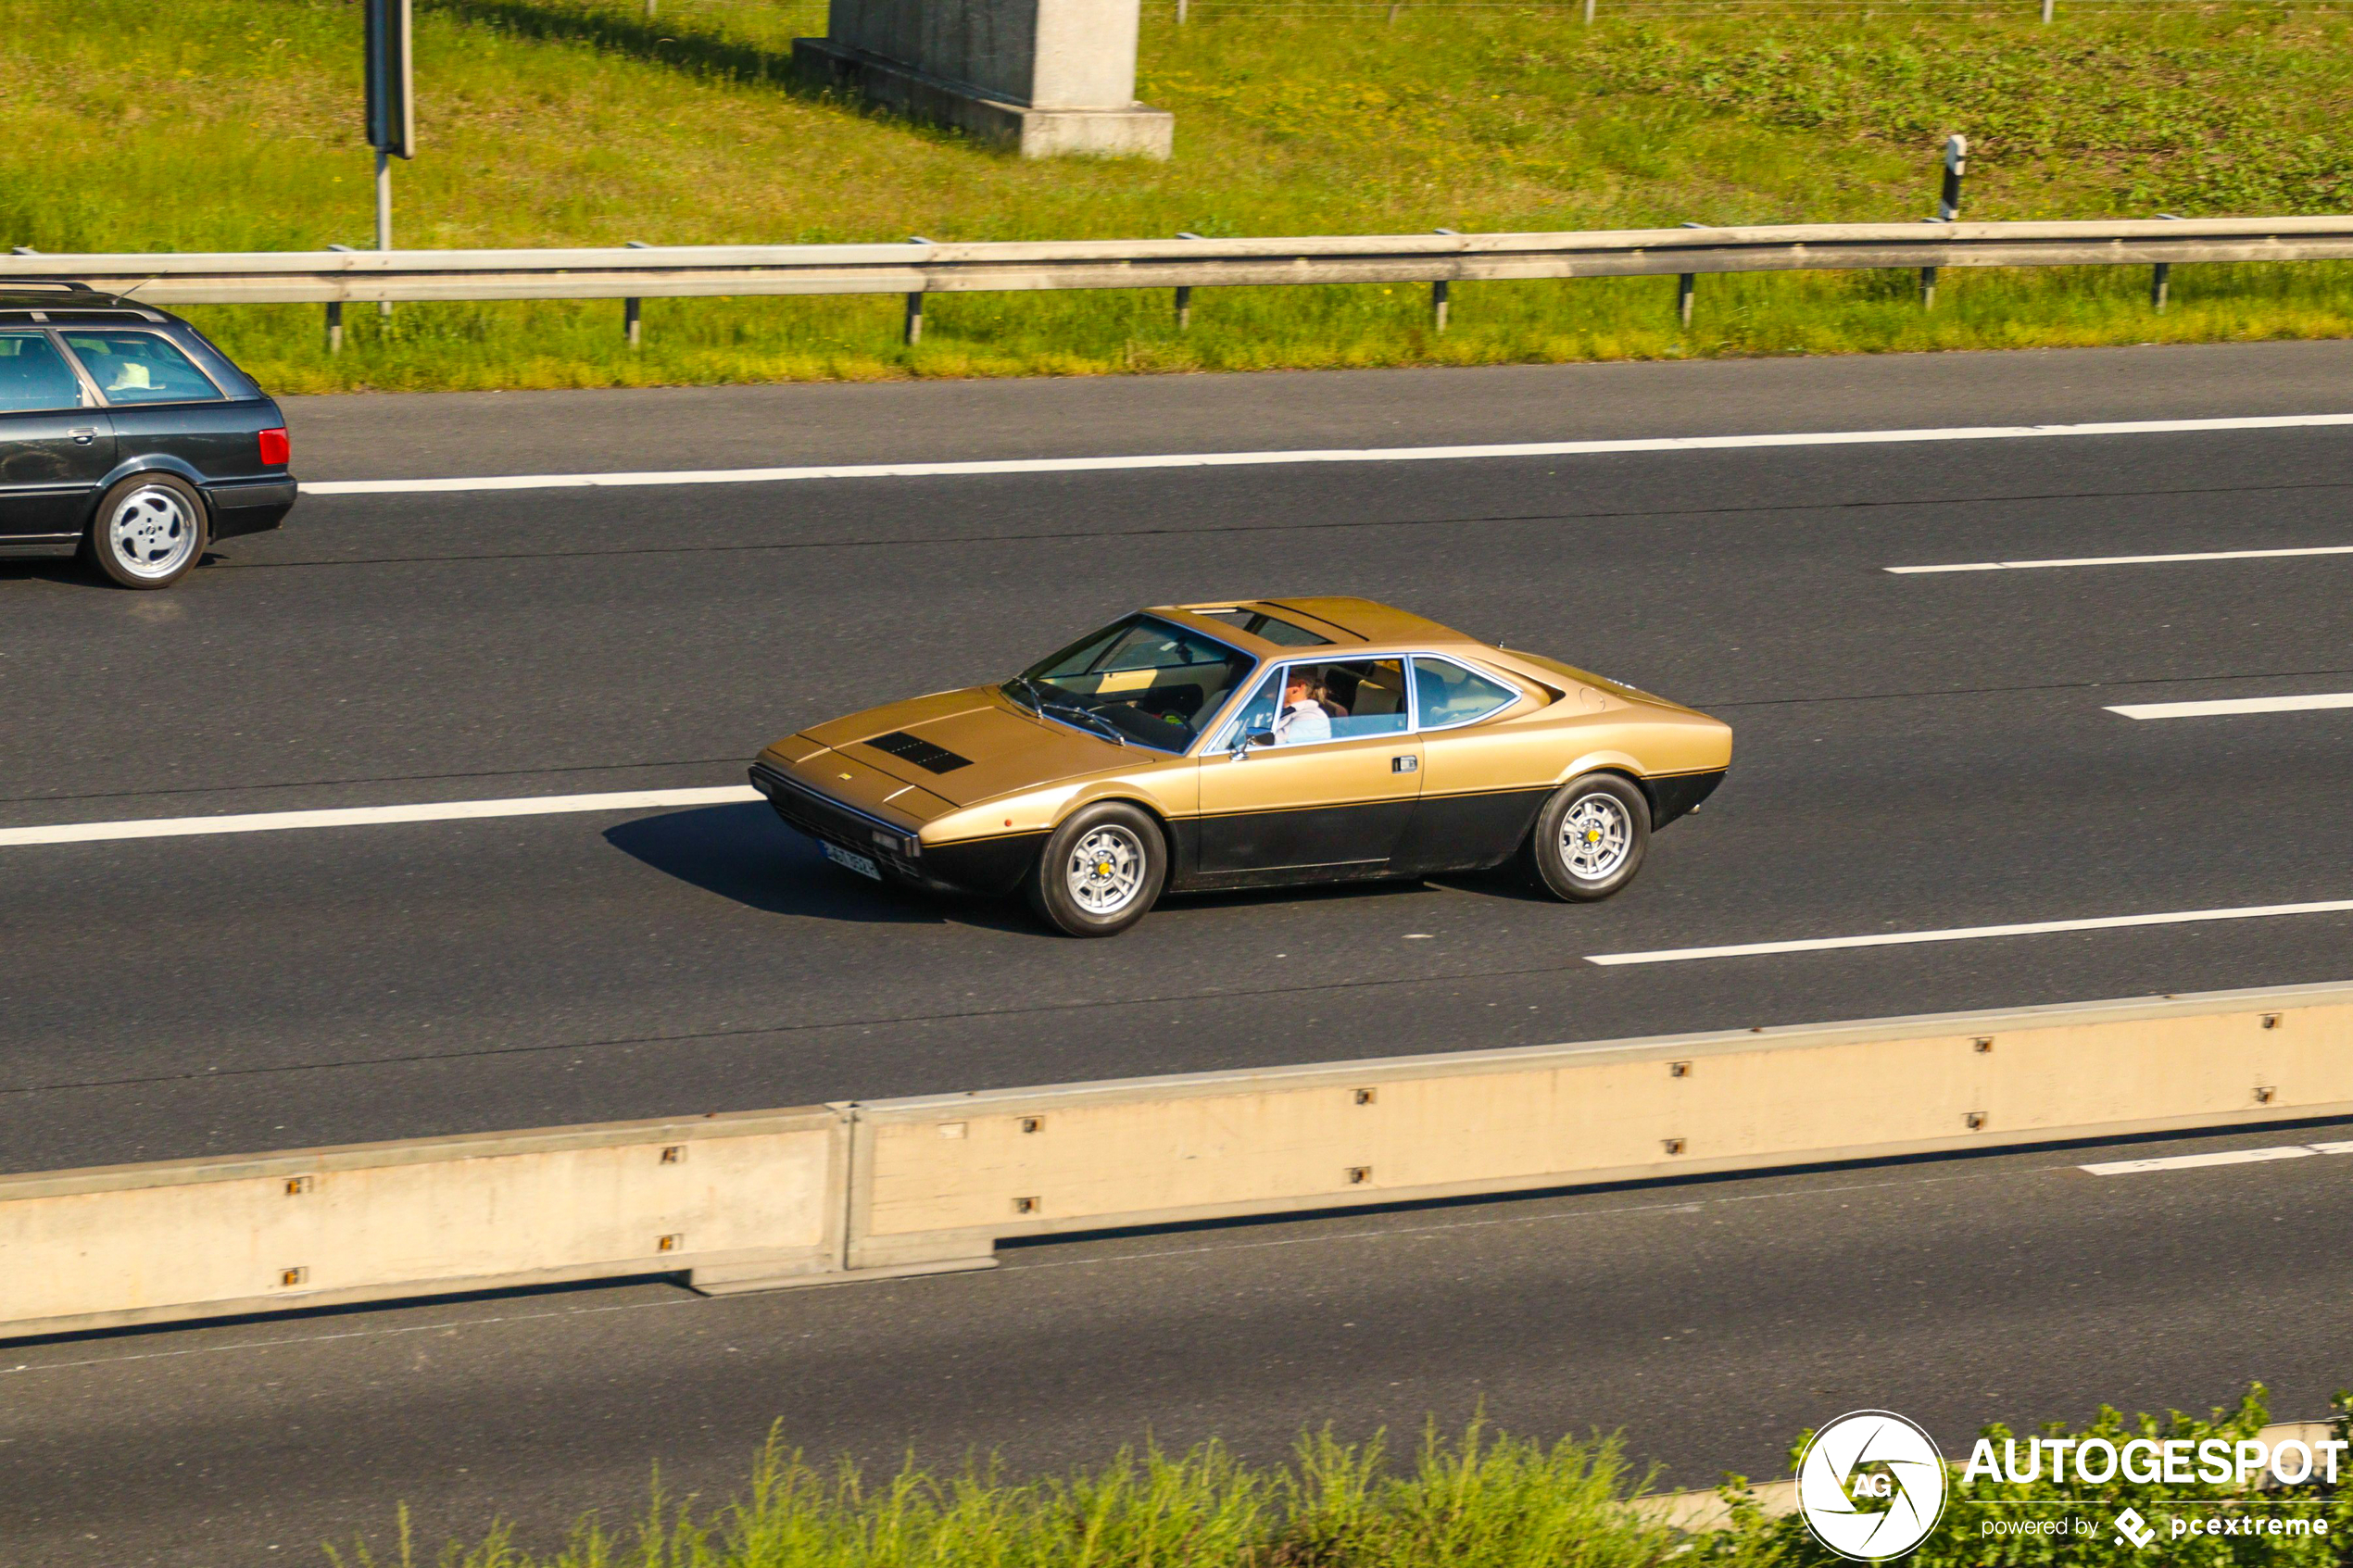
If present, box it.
[924,832,1047,896]
[1644,769,1726,829]
[205,479,297,541]
[1390,786,1552,875]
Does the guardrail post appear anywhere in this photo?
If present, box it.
[904,236,929,346]
[1431,229,1456,332]
[325,302,344,355]
[623,240,649,346]
[1583,0,1595,22]
[1175,232,1200,331]
[1921,134,1966,308]
[1176,0,1187,19]
[2040,0,2053,19]
[2152,212,2179,311]
[1676,221,1705,329]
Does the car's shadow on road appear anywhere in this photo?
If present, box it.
[604,802,1037,933]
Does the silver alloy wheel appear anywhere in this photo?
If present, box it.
[107,483,199,581]
[1559,792,1633,881]
[1066,823,1147,916]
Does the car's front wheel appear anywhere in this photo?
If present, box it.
[87,473,208,589]
[1527,772,1650,901]
[1027,802,1166,937]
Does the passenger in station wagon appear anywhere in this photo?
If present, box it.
[1274,668,1332,745]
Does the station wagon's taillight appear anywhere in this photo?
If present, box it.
[258,427,291,467]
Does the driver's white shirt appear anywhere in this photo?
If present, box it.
[1274,700,1330,745]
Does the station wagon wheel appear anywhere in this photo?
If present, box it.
[1527,773,1651,902]
[86,472,208,589]
[1029,801,1167,937]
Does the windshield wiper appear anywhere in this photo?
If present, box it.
[1002,676,1044,715]
[1041,702,1127,747]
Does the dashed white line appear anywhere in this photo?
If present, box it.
[298,411,2353,497]
[2107,693,2353,721]
[1584,897,2353,966]
[2080,1147,2319,1176]
[0,785,759,848]
[1890,544,2353,575]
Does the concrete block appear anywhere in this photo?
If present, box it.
[795,0,1172,158]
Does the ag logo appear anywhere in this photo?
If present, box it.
[1794,1411,1948,1561]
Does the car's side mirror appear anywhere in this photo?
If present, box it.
[1248,731,1276,747]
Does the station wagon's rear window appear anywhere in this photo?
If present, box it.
[1195,608,1330,646]
[61,331,220,406]
[0,332,84,413]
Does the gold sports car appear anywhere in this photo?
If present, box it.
[749,597,1730,936]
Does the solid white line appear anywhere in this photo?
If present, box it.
[2108,693,2353,720]
[2080,1147,2314,1176]
[297,411,2353,496]
[0,785,760,848]
[1890,544,2353,575]
[1583,897,2353,966]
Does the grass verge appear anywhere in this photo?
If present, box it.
[7,0,2353,391]
[331,1386,2353,1566]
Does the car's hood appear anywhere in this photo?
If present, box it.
[800,685,1141,806]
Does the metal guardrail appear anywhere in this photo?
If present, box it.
[7,214,2353,347]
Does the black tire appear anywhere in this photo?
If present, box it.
[85,472,208,589]
[1526,772,1651,901]
[1026,801,1167,937]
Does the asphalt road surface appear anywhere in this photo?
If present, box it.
[5,341,2353,1562]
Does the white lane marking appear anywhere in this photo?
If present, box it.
[1891,544,2353,575]
[2081,1147,2316,1176]
[1584,897,2353,966]
[298,411,2353,496]
[2108,693,2353,720]
[0,785,759,848]
[2308,1140,2353,1155]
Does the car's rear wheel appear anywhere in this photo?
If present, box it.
[86,473,207,589]
[1526,773,1650,901]
[1027,802,1166,937]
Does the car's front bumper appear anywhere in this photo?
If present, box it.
[749,761,1044,896]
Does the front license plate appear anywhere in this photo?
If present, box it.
[824,841,883,881]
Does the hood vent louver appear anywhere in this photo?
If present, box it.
[864,730,973,775]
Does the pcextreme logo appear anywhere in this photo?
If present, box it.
[1794,1411,1949,1561]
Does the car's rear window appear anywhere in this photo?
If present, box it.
[0,332,85,413]
[61,330,222,406]
[1195,608,1331,646]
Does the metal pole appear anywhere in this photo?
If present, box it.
[1176,0,1186,19]
[1173,232,1202,331]
[904,237,928,346]
[1923,133,1965,308]
[1583,0,1595,21]
[374,149,393,319]
[624,296,642,346]
[326,301,344,355]
[1430,229,1457,332]
[2152,213,2179,311]
[2041,0,2053,20]
[1676,221,1704,328]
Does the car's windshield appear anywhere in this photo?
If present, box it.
[1008,615,1256,753]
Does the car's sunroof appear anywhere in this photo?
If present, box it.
[1195,608,1330,646]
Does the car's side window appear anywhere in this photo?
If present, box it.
[0,332,88,413]
[1214,666,1286,750]
[1412,657,1519,729]
[1270,659,1412,746]
[59,331,221,406]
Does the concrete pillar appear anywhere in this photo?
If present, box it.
[796,0,1173,158]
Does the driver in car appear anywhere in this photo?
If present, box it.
[1274,668,1332,745]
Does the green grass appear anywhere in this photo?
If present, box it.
[330,1391,2353,1567]
[8,0,2353,391]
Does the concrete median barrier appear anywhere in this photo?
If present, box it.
[844,981,2353,1271]
[0,1110,843,1337]
[6,982,2351,1337]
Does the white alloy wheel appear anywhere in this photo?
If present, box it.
[1065,824,1147,916]
[107,483,201,582]
[1559,791,1634,882]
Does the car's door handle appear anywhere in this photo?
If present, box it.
[1392,755,1418,773]
[67,427,97,445]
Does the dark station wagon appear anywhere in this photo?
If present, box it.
[0,282,296,587]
